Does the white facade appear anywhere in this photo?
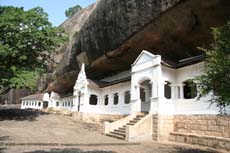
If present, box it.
[72,64,132,115]
[21,50,229,115]
[21,100,43,110]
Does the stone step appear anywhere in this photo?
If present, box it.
[119,127,126,130]
[133,118,141,121]
[136,115,145,118]
[106,133,125,140]
[129,120,138,124]
[110,131,126,137]
[127,123,135,126]
[114,129,126,133]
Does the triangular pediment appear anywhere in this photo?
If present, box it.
[132,50,158,66]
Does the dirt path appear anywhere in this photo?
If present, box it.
[0,109,226,153]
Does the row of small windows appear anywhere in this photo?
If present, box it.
[56,101,73,107]
[89,91,131,106]
[22,101,41,107]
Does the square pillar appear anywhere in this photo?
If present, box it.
[131,84,142,113]
[158,81,165,98]
[179,84,184,99]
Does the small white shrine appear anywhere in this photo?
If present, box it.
[21,50,228,116]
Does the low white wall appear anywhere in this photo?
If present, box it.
[174,99,230,115]
[104,113,136,134]
[127,114,153,141]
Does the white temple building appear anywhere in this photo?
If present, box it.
[20,50,230,144]
[21,50,226,115]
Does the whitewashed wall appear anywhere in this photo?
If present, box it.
[161,62,230,114]
[21,100,43,110]
[80,81,132,115]
[56,96,74,111]
[20,51,230,115]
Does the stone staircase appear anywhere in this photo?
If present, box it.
[105,114,146,140]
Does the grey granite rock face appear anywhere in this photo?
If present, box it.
[43,0,230,93]
[73,0,180,60]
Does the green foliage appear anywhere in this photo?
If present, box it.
[65,5,82,18]
[197,22,230,113]
[9,69,41,91]
[0,6,67,91]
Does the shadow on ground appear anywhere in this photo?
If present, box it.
[0,108,48,121]
[171,146,219,153]
[0,136,10,142]
[24,148,116,153]
[0,148,6,153]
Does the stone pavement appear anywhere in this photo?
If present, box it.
[0,109,226,153]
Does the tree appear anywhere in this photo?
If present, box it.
[197,22,230,113]
[65,5,82,18]
[0,6,67,92]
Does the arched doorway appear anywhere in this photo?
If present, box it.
[43,101,49,109]
[139,80,152,113]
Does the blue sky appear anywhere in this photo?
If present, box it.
[0,0,96,26]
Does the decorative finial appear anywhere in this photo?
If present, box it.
[81,63,85,72]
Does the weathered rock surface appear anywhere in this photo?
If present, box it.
[44,0,230,93]
[0,89,31,104]
[38,4,96,92]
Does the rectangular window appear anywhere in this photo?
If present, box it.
[113,93,119,105]
[89,94,98,105]
[104,95,109,106]
[124,91,130,104]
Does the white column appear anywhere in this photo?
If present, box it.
[158,80,165,98]
[109,94,112,106]
[73,89,78,111]
[136,84,140,100]
[170,84,176,99]
[131,84,142,112]
[150,65,163,114]
[151,82,158,98]
[171,86,175,99]
[81,86,89,113]
[179,84,184,99]
[120,92,125,105]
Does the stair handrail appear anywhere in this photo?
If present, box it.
[104,113,137,134]
[126,114,153,141]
